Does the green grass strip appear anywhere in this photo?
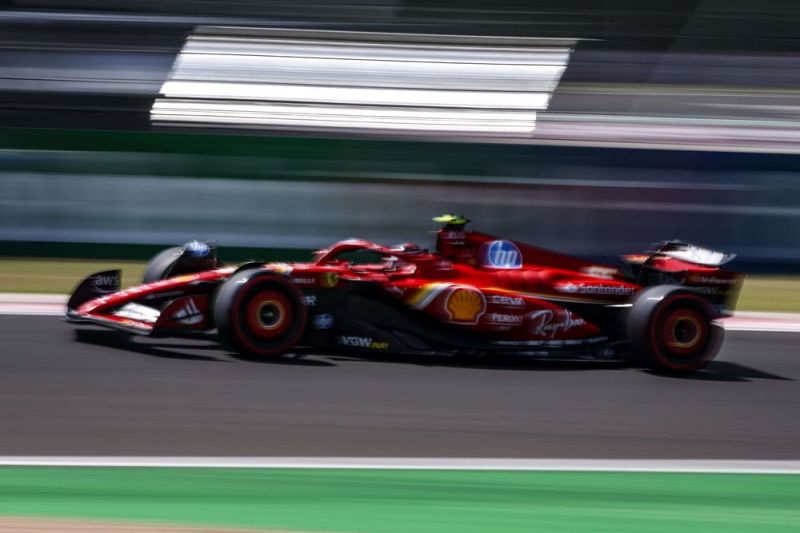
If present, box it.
[0,468,798,533]
[0,259,146,294]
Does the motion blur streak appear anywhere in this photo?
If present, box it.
[2,169,799,264]
[152,101,538,134]
[152,27,574,136]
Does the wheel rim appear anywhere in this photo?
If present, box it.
[660,307,708,357]
[245,291,293,340]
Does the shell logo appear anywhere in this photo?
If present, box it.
[445,287,486,324]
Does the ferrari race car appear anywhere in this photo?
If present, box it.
[67,215,744,372]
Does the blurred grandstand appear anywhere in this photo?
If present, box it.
[1,1,800,270]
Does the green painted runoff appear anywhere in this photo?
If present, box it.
[0,468,798,533]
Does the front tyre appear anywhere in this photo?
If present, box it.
[628,286,722,372]
[214,269,308,358]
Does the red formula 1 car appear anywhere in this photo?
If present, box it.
[66,215,744,372]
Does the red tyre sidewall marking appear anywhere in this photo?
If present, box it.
[662,308,707,356]
[647,293,713,371]
[245,291,292,340]
[228,275,306,356]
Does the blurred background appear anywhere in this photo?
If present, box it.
[1,5,799,531]
[1,0,800,274]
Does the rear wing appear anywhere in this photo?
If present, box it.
[622,241,744,316]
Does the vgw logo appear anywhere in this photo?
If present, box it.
[481,240,523,269]
[337,336,389,350]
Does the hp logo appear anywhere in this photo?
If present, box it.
[482,240,523,269]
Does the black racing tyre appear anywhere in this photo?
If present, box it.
[628,285,723,373]
[214,269,308,358]
[142,247,183,283]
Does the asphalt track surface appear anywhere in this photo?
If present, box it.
[1,316,798,459]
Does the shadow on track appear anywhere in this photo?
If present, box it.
[72,330,624,371]
[75,329,225,362]
[644,361,794,382]
[325,352,627,372]
[73,329,791,379]
[234,353,337,367]
[74,328,336,366]
[328,353,795,380]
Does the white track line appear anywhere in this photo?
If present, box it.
[0,305,63,316]
[0,293,65,316]
[0,457,798,474]
[721,311,800,333]
[1,293,800,333]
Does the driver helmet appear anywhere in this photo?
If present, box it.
[433,215,474,261]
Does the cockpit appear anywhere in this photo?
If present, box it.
[312,239,419,276]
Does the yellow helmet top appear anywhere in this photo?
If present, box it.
[432,214,470,226]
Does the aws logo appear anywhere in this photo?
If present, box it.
[445,287,486,325]
[90,273,120,293]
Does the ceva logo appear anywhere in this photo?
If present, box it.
[481,240,523,269]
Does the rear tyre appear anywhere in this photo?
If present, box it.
[628,286,722,372]
[142,247,183,283]
[214,269,308,358]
